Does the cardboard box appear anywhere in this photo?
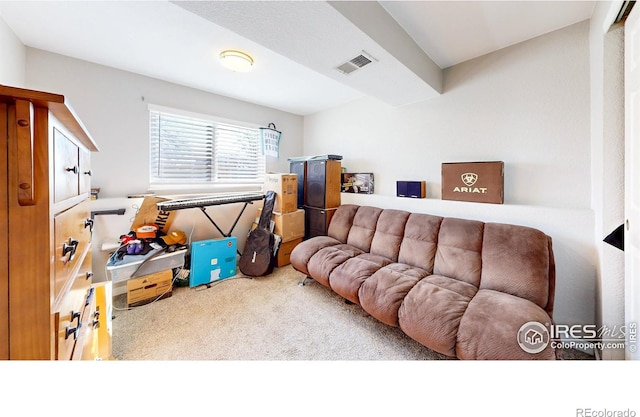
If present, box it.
[131,196,176,233]
[341,173,374,194]
[276,237,303,267]
[441,161,504,204]
[126,269,173,307]
[264,173,298,214]
[258,208,305,242]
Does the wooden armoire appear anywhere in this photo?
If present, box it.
[0,85,110,360]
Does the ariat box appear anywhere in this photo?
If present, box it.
[264,173,298,214]
[442,161,504,204]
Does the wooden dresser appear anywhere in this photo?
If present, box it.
[0,85,110,360]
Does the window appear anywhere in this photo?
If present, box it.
[149,106,265,189]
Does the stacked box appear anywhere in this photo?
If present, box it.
[264,173,298,214]
[258,208,305,243]
[257,173,304,266]
[276,237,303,267]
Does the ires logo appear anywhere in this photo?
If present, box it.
[454,172,488,194]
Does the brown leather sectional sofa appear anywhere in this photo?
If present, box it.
[290,204,557,360]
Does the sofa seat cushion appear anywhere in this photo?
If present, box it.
[306,244,365,287]
[358,263,429,327]
[289,236,342,276]
[398,275,478,357]
[455,289,555,360]
[329,253,393,304]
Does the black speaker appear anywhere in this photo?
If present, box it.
[304,159,341,209]
[304,206,337,239]
[289,160,306,209]
[396,181,426,198]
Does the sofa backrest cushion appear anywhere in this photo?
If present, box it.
[480,223,552,311]
[327,204,359,243]
[346,206,383,252]
[433,217,485,287]
[369,209,411,262]
[397,213,443,273]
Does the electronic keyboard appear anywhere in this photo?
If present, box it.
[157,192,265,211]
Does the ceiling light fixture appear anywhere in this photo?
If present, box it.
[219,50,254,72]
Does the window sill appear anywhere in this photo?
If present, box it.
[148,183,263,198]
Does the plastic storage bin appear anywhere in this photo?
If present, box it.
[106,248,187,283]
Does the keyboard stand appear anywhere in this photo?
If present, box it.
[156,193,265,256]
[199,202,254,256]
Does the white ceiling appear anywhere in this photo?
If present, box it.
[0,1,596,116]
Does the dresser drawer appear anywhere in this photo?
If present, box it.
[54,127,80,203]
[79,148,92,195]
[54,200,92,299]
[73,286,98,360]
[55,258,94,360]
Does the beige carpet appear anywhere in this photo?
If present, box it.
[111,264,593,361]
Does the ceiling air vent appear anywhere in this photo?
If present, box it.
[335,51,377,75]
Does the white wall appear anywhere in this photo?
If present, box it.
[590,1,626,360]
[0,14,25,86]
[304,21,596,339]
[24,48,304,289]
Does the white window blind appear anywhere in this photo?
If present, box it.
[149,109,265,187]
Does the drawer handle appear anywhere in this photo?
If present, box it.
[62,238,79,262]
[85,271,93,280]
[92,311,100,328]
[71,310,81,325]
[15,100,36,206]
[65,325,79,340]
[84,218,94,232]
[83,170,92,176]
[85,287,95,307]
[66,165,79,175]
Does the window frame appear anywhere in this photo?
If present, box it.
[147,104,266,194]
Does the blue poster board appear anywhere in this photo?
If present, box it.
[189,237,237,287]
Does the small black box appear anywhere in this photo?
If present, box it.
[396,181,426,198]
